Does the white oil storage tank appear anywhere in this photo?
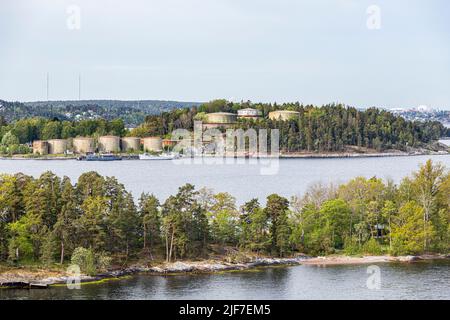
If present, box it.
[98,136,120,153]
[142,137,162,152]
[121,137,141,152]
[47,139,68,154]
[73,137,95,154]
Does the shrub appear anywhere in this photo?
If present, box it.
[95,252,112,272]
[362,238,383,255]
[343,237,361,256]
[71,247,97,276]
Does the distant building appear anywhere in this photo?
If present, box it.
[73,137,95,154]
[33,140,48,155]
[237,108,262,119]
[203,112,237,129]
[417,105,432,112]
[121,137,141,152]
[142,137,163,152]
[98,136,120,153]
[47,139,68,154]
[268,110,300,121]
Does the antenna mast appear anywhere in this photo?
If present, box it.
[47,72,53,115]
[78,73,81,100]
[46,72,49,101]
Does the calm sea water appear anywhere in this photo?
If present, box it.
[0,155,448,204]
[1,261,449,300]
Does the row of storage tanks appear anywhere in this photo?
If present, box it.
[33,136,164,155]
[32,110,301,155]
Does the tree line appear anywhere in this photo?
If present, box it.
[132,100,449,152]
[1,100,448,155]
[0,99,199,127]
[0,161,448,273]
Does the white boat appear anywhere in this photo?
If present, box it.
[139,153,179,160]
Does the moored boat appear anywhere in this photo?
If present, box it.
[139,152,179,160]
[78,154,122,161]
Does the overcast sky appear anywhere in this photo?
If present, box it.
[1,0,449,109]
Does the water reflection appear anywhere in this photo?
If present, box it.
[0,156,448,204]
[1,261,449,300]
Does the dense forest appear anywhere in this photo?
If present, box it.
[132,100,449,152]
[0,99,199,127]
[0,161,448,274]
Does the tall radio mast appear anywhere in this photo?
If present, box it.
[78,73,81,100]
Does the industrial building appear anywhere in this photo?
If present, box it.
[203,112,237,129]
[32,140,48,155]
[47,139,68,154]
[237,108,262,119]
[205,112,237,124]
[121,137,141,152]
[268,110,300,121]
[73,137,95,154]
[98,136,121,153]
[142,137,163,152]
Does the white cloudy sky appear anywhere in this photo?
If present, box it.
[1,0,449,109]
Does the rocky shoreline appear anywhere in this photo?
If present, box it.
[0,257,308,288]
[1,254,449,289]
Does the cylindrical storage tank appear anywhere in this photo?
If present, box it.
[205,112,237,124]
[237,108,262,118]
[268,110,300,121]
[121,137,141,152]
[33,140,48,155]
[47,139,67,154]
[142,137,162,152]
[73,137,95,154]
[98,136,120,153]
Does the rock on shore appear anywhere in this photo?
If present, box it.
[125,257,308,275]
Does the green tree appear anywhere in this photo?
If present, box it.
[78,196,108,252]
[319,199,351,251]
[41,121,62,140]
[208,193,239,245]
[108,192,140,259]
[382,200,397,252]
[265,194,290,256]
[162,184,208,261]
[53,177,79,264]
[1,131,19,146]
[139,193,161,255]
[411,160,445,251]
[391,201,435,255]
[7,214,36,262]
[239,199,271,253]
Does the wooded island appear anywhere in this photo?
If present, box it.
[0,160,448,275]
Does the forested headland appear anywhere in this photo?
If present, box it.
[0,99,449,156]
[132,100,448,152]
[0,160,448,275]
